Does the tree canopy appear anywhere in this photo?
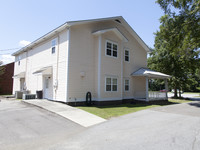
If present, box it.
[148,0,200,97]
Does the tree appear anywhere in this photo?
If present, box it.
[148,0,200,98]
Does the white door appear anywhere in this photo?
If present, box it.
[43,77,50,99]
[20,78,25,91]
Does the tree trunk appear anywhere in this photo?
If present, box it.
[179,90,181,98]
[174,86,178,98]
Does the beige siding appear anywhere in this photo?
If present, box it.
[67,24,96,102]
[67,20,147,102]
[13,30,68,102]
[13,18,148,102]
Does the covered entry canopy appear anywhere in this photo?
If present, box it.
[131,68,171,79]
[13,72,25,78]
[131,68,171,101]
[32,66,52,75]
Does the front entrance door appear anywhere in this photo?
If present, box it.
[43,76,52,99]
[20,78,25,91]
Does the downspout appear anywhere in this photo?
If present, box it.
[55,34,60,100]
[25,51,28,91]
[65,27,71,103]
[121,41,123,100]
[146,77,149,101]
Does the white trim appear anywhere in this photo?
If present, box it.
[124,49,130,62]
[92,28,128,42]
[13,16,149,56]
[124,78,130,92]
[105,76,118,92]
[121,41,123,99]
[65,28,71,103]
[146,77,149,101]
[97,35,102,99]
[105,40,118,58]
[51,39,57,54]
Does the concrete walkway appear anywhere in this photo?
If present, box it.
[22,99,106,127]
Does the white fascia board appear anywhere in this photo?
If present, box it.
[121,18,150,52]
[93,28,128,42]
[12,23,70,56]
[67,16,123,26]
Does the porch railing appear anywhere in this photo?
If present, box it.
[149,91,167,100]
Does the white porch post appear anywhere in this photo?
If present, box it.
[97,35,102,100]
[165,79,168,99]
[146,77,149,101]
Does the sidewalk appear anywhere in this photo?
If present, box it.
[22,99,106,127]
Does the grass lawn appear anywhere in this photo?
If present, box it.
[78,98,191,119]
[183,92,200,94]
[168,98,192,103]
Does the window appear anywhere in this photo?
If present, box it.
[17,55,21,66]
[124,79,129,91]
[106,41,118,57]
[124,49,129,62]
[106,77,118,91]
[51,39,56,54]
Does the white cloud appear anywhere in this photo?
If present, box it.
[0,55,15,65]
[19,40,31,47]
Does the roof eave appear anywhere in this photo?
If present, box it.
[12,23,71,56]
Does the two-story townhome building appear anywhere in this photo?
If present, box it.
[12,16,170,105]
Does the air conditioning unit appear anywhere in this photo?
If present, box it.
[23,94,36,100]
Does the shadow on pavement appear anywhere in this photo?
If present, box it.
[188,102,200,108]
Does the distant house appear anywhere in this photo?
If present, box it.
[0,62,14,95]
[12,16,170,105]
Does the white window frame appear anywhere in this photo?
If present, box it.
[124,79,130,92]
[105,40,118,58]
[51,39,57,54]
[105,76,118,92]
[124,49,130,62]
[17,55,21,66]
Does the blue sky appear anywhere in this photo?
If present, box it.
[0,0,164,64]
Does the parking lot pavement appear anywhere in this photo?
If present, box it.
[168,92,200,99]
[0,99,84,150]
[48,101,200,150]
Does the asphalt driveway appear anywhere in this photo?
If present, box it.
[1,97,200,150]
[0,99,84,150]
[48,101,200,150]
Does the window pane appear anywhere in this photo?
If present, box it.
[106,78,111,84]
[125,80,129,85]
[125,85,129,91]
[113,50,117,57]
[107,49,111,56]
[112,85,117,91]
[107,42,112,49]
[113,78,117,84]
[52,47,55,54]
[52,40,56,46]
[125,56,129,61]
[106,85,111,91]
[113,44,117,50]
[125,50,129,55]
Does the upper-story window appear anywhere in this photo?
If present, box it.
[17,55,21,66]
[51,39,56,54]
[106,40,118,58]
[124,49,129,62]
